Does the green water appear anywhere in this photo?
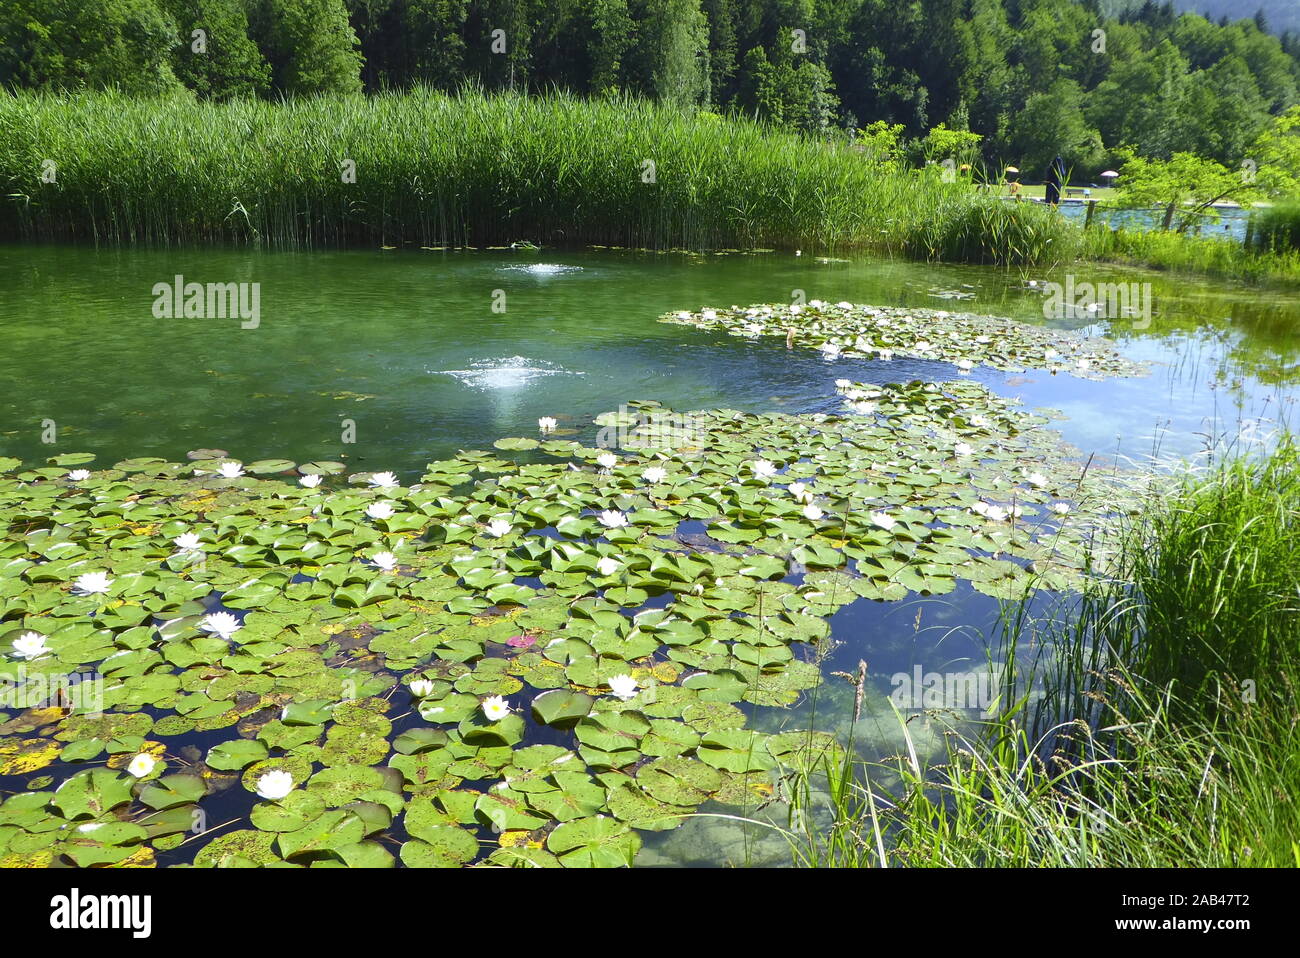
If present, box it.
[3,245,1296,477]
[3,244,1299,866]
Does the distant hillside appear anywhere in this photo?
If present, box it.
[1177,2,1299,34]
[1102,1,1300,35]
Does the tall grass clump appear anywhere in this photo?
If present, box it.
[1250,200,1300,253]
[903,194,1080,267]
[0,87,980,255]
[1118,438,1300,700]
[784,438,1300,867]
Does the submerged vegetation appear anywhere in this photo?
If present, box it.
[783,438,1300,868]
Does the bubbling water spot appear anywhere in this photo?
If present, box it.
[499,263,584,277]
[432,356,585,390]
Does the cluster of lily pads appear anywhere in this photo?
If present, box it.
[661,301,1150,380]
[0,341,1148,867]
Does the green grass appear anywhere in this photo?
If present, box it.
[781,438,1300,867]
[1081,223,1300,284]
[0,88,1079,267]
[903,194,1080,266]
[1251,200,1300,254]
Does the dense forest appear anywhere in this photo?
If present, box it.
[2,0,1299,178]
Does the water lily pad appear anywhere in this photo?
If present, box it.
[531,689,594,728]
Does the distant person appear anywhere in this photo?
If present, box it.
[1044,155,1067,206]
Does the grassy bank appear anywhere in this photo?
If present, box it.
[1,88,1077,265]
[1082,223,1300,285]
[788,439,1300,867]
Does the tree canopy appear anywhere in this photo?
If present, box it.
[4,0,1300,181]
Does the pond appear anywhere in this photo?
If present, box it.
[1,244,1297,867]
[1055,201,1254,240]
[3,244,1295,470]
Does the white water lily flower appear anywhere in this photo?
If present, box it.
[409,678,436,698]
[256,769,294,800]
[970,415,991,429]
[608,674,639,701]
[787,481,813,503]
[848,401,876,415]
[372,551,397,571]
[217,461,244,478]
[597,452,618,470]
[67,469,91,481]
[643,466,667,484]
[742,323,764,336]
[369,471,399,488]
[914,340,932,351]
[836,301,853,309]
[598,509,629,529]
[984,505,1009,522]
[870,512,897,531]
[365,501,396,520]
[751,460,777,479]
[482,695,511,722]
[834,379,852,391]
[12,631,49,660]
[127,754,157,778]
[1051,502,1071,515]
[955,359,975,372]
[1026,472,1049,488]
[596,556,622,577]
[971,501,990,516]
[1044,348,1059,360]
[538,416,557,432]
[199,611,242,640]
[173,532,202,551]
[819,342,841,359]
[1077,358,1092,370]
[802,503,824,521]
[954,442,974,457]
[72,571,113,595]
[701,309,717,320]
[877,349,894,361]
[299,474,322,488]
[485,518,514,538]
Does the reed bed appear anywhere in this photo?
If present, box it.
[2,87,1065,264]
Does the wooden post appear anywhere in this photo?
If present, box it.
[1084,200,1096,229]
[1245,213,1255,249]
